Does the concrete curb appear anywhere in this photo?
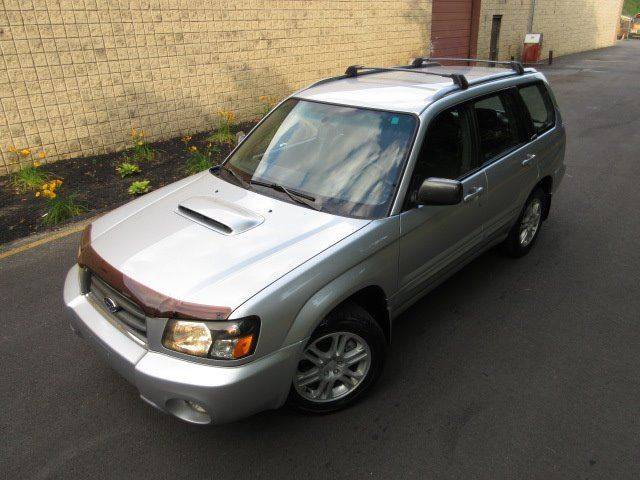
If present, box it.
[0,216,97,260]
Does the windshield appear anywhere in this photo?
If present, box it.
[220,99,417,218]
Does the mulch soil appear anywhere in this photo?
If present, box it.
[0,121,257,245]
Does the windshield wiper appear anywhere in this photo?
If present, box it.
[219,164,247,187]
[250,179,320,211]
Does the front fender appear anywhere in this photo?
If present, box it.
[282,218,399,346]
[231,217,401,356]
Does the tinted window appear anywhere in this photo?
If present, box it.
[414,106,474,181]
[224,99,417,219]
[473,94,520,162]
[519,84,555,136]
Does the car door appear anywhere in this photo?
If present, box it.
[515,81,564,188]
[397,104,487,306]
[474,90,538,241]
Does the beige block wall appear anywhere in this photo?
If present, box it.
[477,0,624,60]
[0,1,432,173]
[0,0,624,173]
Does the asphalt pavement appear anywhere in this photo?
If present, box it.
[2,41,639,479]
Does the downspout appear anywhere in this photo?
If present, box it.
[528,0,537,33]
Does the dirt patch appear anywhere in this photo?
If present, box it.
[0,122,256,245]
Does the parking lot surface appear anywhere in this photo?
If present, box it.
[2,41,639,479]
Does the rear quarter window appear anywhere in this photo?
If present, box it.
[518,83,556,137]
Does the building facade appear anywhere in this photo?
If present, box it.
[0,0,623,172]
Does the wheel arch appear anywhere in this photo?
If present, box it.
[284,282,392,347]
[537,175,553,220]
[338,286,391,344]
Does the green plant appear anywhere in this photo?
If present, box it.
[184,143,220,175]
[127,127,155,163]
[8,146,48,192]
[42,194,86,226]
[116,162,141,178]
[258,95,277,118]
[128,179,150,195]
[206,110,236,145]
[623,0,640,16]
[11,164,49,192]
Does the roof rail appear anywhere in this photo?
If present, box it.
[412,57,525,75]
[344,65,469,90]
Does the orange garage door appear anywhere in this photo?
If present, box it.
[431,0,479,58]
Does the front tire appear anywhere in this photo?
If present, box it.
[288,302,386,413]
[503,187,546,258]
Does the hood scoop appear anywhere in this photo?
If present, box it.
[176,196,264,235]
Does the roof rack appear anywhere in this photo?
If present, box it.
[344,65,469,90]
[412,57,525,75]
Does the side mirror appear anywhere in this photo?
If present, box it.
[415,177,463,206]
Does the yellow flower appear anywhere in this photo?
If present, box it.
[35,191,41,197]
[137,141,143,146]
[55,179,62,187]
[38,151,46,159]
[189,145,198,152]
[21,148,30,157]
[8,145,16,152]
[139,130,145,137]
[259,96,267,102]
[33,161,41,168]
[181,135,192,143]
[131,127,137,136]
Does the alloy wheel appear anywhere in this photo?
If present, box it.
[519,198,542,247]
[294,332,371,403]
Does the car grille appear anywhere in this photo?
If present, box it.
[87,271,148,346]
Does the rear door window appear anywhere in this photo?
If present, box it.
[518,83,556,137]
[472,94,521,163]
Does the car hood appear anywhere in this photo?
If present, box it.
[88,172,369,314]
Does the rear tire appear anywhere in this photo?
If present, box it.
[288,302,386,414]
[502,187,546,258]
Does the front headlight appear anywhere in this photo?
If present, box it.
[162,317,259,360]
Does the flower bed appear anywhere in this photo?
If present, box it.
[0,120,257,245]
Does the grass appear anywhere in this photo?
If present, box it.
[127,127,155,163]
[184,144,220,175]
[623,0,640,16]
[206,110,236,145]
[42,195,86,226]
[11,165,48,192]
[185,152,214,175]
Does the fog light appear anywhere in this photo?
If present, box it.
[186,400,207,414]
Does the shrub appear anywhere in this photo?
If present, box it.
[42,194,86,227]
[207,110,236,145]
[184,143,220,175]
[116,162,141,178]
[128,180,150,195]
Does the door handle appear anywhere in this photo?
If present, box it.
[522,153,536,166]
[463,186,484,203]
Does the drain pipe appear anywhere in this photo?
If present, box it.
[528,0,537,33]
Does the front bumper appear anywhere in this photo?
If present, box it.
[64,265,303,424]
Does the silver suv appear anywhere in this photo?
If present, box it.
[64,58,566,424]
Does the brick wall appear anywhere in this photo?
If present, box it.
[0,1,431,173]
[476,0,624,60]
[0,1,623,173]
